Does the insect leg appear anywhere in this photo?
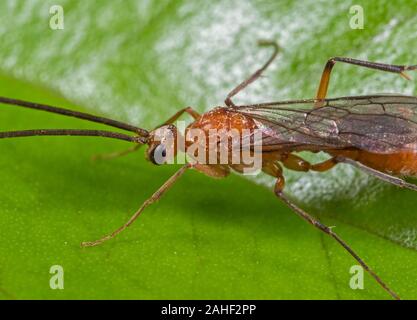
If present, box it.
[336,156,417,192]
[161,106,201,126]
[310,157,338,172]
[225,41,280,108]
[273,174,400,300]
[315,57,417,103]
[281,154,338,172]
[281,154,310,172]
[193,164,230,178]
[81,163,192,247]
[92,144,142,161]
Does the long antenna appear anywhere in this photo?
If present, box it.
[0,97,149,137]
[0,129,146,143]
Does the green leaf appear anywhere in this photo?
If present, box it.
[0,0,416,299]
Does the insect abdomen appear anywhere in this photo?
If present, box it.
[333,149,417,177]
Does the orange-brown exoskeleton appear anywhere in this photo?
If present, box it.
[1,41,417,300]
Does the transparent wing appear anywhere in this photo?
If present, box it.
[235,95,417,153]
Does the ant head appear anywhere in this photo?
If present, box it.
[145,124,177,165]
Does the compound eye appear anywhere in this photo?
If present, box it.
[151,144,167,165]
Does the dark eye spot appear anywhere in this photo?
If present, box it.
[151,144,167,165]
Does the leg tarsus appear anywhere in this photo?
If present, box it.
[81,164,192,247]
[275,189,400,300]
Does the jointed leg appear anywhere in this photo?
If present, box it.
[281,154,338,172]
[336,156,417,192]
[81,163,192,247]
[310,157,338,172]
[161,106,201,126]
[225,40,280,108]
[92,144,142,161]
[193,164,230,178]
[315,57,417,104]
[281,154,310,172]
[272,172,400,300]
[282,153,417,191]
